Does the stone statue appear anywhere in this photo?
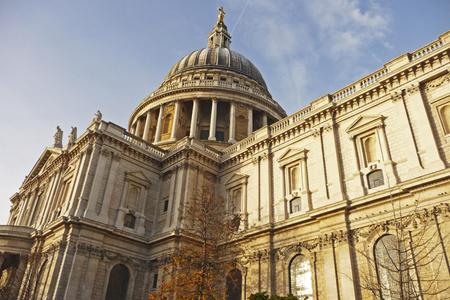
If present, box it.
[53,126,63,148]
[93,110,102,123]
[218,7,225,22]
[68,127,77,144]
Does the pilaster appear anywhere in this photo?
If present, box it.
[391,90,423,174]
[84,147,111,220]
[98,153,121,223]
[406,83,445,172]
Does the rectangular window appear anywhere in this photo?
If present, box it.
[216,131,225,141]
[200,130,209,140]
[163,199,169,212]
[152,273,158,289]
[123,213,136,229]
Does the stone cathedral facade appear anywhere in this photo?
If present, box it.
[1,14,450,300]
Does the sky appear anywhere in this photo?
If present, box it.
[0,0,449,224]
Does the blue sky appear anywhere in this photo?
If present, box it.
[1,0,449,224]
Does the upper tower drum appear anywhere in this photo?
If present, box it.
[129,8,286,149]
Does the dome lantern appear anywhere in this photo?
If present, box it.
[207,7,231,49]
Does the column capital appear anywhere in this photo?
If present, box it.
[390,90,404,102]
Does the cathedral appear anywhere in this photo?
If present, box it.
[1,10,450,300]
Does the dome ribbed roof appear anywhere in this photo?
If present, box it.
[163,47,268,90]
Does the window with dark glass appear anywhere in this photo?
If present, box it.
[290,198,302,213]
[368,169,384,189]
[105,264,130,300]
[123,213,136,229]
[200,130,209,140]
[226,269,242,300]
[152,273,158,289]
[216,131,225,141]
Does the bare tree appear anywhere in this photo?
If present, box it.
[149,185,242,300]
[353,198,450,300]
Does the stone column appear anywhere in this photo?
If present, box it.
[248,107,253,136]
[208,98,218,141]
[262,113,268,126]
[142,110,152,142]
[154,105,164,143]
[135,117,143,138]
[228,101,236,143]
[170,100,181,141]
[190,98,199,138]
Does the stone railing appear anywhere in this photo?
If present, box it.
[329,67,388,104]
[410,36,446,62]
[121,131,166,157]
[147,79,284,114]
[222,135,256,155]
[291,106,313,123]
[187,138,222,159]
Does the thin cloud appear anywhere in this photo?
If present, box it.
[305,0,391,56]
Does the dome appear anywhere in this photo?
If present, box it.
[163,48,268,90]
[128,13,286,149]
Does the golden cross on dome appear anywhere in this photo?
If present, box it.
[218,7,225,22]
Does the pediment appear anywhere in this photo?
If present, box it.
[346,115,385,136]
[277,148,307,167]
[126,171,151,186]
[25,148,62,184]
[61,164,76,178]
[225,173,248,187]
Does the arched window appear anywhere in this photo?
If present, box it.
[162,114,172,134]
[363,135,377,166]
[440,105,450,135]
[234,190,242,212]
[374,235,410,300]
[290,166,300,192]
[290,197,302,213]
[105,264,130,300]
[367,169,384,189]
[226,268,242,300]
[289,254,313,299]
[33,260,48,300]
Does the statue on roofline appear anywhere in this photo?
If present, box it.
[53,126,63,148]
[68,127,77,144]
[93,110,102,123]
[218,7,225,22]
